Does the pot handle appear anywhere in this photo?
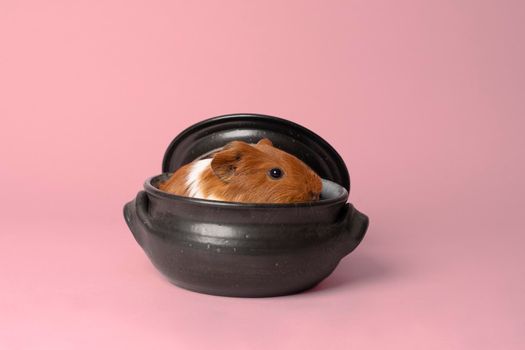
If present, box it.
[340,203,369,257]
[123,191,152,248]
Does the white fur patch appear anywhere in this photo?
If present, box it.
[186,158,211,199]
[185,158,228,201]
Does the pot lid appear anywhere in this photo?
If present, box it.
[162,113,350,192]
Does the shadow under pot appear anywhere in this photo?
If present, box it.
[123,113,369,297]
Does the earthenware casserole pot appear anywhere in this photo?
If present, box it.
[123,114,369,297]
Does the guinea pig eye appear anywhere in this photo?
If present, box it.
[268,168,283,179]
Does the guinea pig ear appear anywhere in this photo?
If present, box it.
[211,141,250,182]
[257,138,273,146]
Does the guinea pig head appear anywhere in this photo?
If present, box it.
[208,139,322,203]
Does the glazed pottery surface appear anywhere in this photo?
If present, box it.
[124,114,369,297]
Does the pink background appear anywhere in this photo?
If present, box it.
[1,0,524,349]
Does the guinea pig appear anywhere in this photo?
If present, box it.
[158,138,322,204]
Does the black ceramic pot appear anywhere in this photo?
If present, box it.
[123,114,369,297]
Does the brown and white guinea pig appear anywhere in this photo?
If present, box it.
[158,138,322,204]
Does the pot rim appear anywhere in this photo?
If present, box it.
[144,175,349,209]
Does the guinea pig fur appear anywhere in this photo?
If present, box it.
[158,138,322,204]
